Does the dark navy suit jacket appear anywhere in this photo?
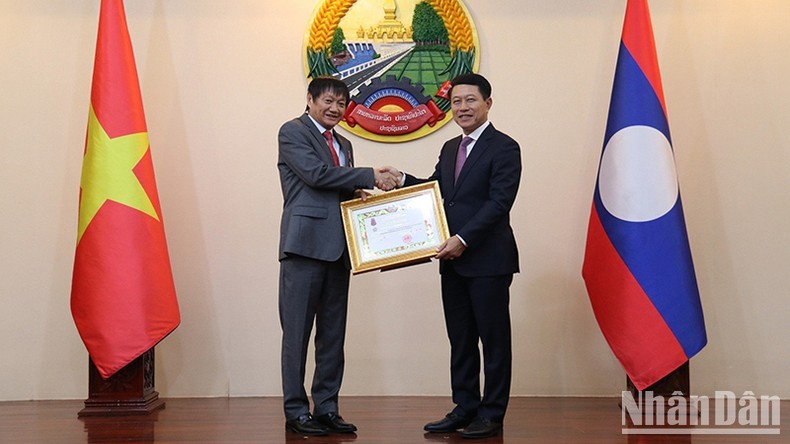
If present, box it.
[405,123,521,277]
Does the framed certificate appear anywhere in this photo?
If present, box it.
[341,181,450,274]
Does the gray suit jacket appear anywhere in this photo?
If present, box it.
[277,113,375,263]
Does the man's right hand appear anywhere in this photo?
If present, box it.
[374,166,402,191]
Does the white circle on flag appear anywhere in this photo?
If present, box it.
[599,125,679,222]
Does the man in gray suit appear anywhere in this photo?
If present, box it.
[277,76,398,436]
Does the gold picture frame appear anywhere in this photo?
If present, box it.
[341,181,450,274]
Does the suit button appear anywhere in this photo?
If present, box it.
[448,201,455,207]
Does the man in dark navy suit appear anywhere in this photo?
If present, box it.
[401,73,522,439]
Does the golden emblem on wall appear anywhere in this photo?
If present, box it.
[303,0,480,142]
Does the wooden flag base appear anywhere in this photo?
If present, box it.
[623,361,698,418]
[78,348,165,417]
[627,361,689,399]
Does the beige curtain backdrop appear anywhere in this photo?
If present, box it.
[1,0,787,400]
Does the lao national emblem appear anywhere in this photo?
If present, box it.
[303,0,480,142]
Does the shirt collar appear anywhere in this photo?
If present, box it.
[463,120,490,142]
[307,114,330,135]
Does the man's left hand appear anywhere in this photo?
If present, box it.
[436,235,466,260]
[354,189,372,201]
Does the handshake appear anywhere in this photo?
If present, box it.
[373,166,403,191]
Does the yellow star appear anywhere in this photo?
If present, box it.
[77,106,159,242]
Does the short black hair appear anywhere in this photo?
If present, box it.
[449,73,492,100]
[307,76,350,104]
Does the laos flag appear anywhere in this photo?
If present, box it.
[582,0,706,390]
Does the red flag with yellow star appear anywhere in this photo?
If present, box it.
[71,0,180,379]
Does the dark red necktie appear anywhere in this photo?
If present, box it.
[323,130,340,167]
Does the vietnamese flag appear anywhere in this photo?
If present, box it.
[71,0,180,379]
[582,0,706,390]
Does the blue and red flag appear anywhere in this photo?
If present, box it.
[582,0,706,390]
